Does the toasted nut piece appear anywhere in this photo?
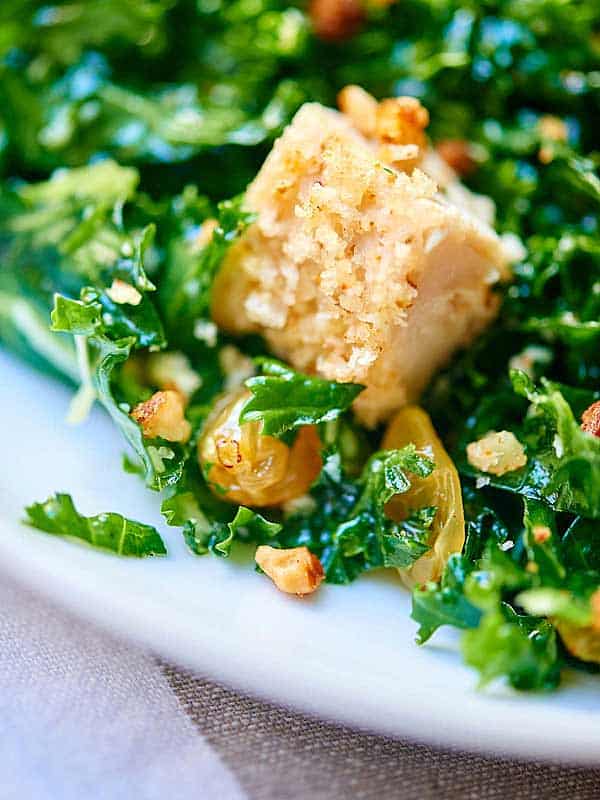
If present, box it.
[466,430,527,476]
[131,390,191,443]
[435,139,477,177]
[375,97,429,148]
[309,0,363,41]
[337,85,378,138]
[582,401,600,437]
[199,388,322,507]
[218,344,255,391]
[106,278,142,306]
[255,545,324,595]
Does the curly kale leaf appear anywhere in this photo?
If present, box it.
[241,359,364,437]
[411,554,483,644]
[460,371,600,518]
[161,464,281,557]
[270,446,435,584]
[25,493,166,557]
[462,605,561,691]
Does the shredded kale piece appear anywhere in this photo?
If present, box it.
[25,493,166,557]
[241,359,364,437]
[411,554,482,644]
[2,0,600,691]
[459,371,600,518]
[266,446,435,584]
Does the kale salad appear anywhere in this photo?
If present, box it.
[2,0,600,692]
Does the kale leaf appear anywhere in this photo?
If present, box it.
[161,465,281,557]
[411,554,482,644]
[25,493,166,557]
[159,195,254,346]
[241,359,364,437]
[276,446,435,584]
[461,371,600,518]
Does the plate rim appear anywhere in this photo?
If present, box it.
[2,513,600,766]
[4,348,600,766]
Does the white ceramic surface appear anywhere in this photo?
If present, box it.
[2,349,600,763]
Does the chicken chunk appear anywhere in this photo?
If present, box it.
[211,101,510,426]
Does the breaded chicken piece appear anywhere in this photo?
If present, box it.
[211,102,509,426]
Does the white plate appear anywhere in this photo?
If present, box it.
[3,349,600,763]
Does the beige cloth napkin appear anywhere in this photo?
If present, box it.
[2,572,600,800]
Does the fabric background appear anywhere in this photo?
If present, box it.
[2,572,600,800]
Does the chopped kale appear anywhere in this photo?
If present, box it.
[2,0,600,692]
[25,493,166,557]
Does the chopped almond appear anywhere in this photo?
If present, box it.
[146,352,202,400]
[131,390,191,443]
[309,0,363,41]
[255,545,324,596]
[106,278,142,306]
[581,401,600,437]
[466,430,527,476]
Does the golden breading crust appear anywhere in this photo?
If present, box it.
[211,103,509,426]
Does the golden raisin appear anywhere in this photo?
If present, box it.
[198,388,322,507]
[383,405,465,586]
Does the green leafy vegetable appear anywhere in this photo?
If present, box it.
[160,195,254,346]
[381,506,436,569]
[461,371,600,518]
[160,462,282,558]
[220,506,282,557]
[241,359,364,437]
[25,493,166,557]
[280,446,435,583]
[51,295,101,335]
[462,606,561,691]
[3,0,600,693]
[411,554,482,644]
